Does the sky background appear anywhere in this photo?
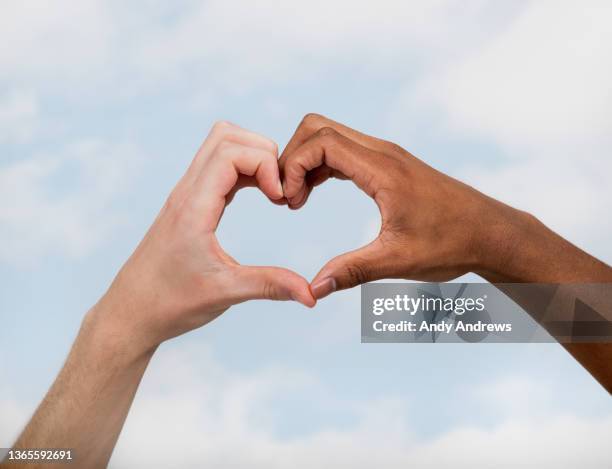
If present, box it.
[1,1,612,467]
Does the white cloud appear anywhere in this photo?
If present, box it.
[1,3,610,467]
[0,90,39,143]
[122,0,525,96]
[108,341,612,468]
[0,139,142,266]
[0,390,28,446]
[392,1,612,261]
[407,1,612,150]
[0,1,116,86]
[1,340,610,468]
[458,155,612,262]
[473,374,555,419]
[0,0,522,96]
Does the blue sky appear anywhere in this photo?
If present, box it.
[1,1,612,467]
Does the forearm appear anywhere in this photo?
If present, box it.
[476,203,612,393]
[2,122,311,468]
[278,113,612,391]
[476,203,612,284]
[3,305,155,469]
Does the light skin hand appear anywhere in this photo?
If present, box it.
[100,120,315,353]
[4,121,315,469]
[279,113,612,392]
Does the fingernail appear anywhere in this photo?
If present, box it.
[311,277,336,300]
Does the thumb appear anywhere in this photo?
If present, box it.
[233,265,316,307]
[310,240,387,300]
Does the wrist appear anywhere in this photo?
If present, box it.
[472,200,538,282]
[475,205,612,283]
[82,300,158,366]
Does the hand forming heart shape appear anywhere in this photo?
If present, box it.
[96,114,517,354]
[277,113,509,298]
[97,120,314,351]
[23,114,612,465]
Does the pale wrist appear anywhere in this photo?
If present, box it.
[82,300,158,366]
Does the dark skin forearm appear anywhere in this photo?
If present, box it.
[477,209,612,393]
[477,207,612,284]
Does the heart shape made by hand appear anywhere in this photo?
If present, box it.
[218,178,379,300]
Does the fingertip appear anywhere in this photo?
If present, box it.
[271,140,280,157]
[266,180,284,201]
[275,179,284,199]
[304,287,317,307]
[281,170,305,201]
[286,275,317,307]
[292,288,317,308]
[286,186,309,209]
[267,268,316,307]
[281,180,293,199]
[305,297,317,308]
[257,157,284,201]
[287,201,304,210]
[270,196,288,206]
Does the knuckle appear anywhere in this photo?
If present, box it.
[316,126,338,140]
[385,141,407,157]
[263,147,278,163]
[263,281,278,300]
[165,189,183,211]
[345,263,369,288]
[173,199,198,232]
[211,120,233,134]
[215,139,234,157]
[301,113,324,127]
[286,161,304,182]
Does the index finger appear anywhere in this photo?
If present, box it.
[281,127,385,207]
[280,113,393,167]
[191,142,282,232]
[178,121,278,201]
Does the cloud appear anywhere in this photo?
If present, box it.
[1,340,610,468]
[1,3,611,466]
[0,0,523,97]
[406,1,612,150]
[391,1,612,261]
[0,1,115,86]
[0,139,142,266]
[106,340,612,468]
[458,155,612,261]
[0,390,28,446]
[0,90,39,143]
[120,0,527,97]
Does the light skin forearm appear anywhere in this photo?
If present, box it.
[5,114,610,469]
[3,305,154,469]
[2,122,314,469]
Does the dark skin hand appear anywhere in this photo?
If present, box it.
[279,113,612,393]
